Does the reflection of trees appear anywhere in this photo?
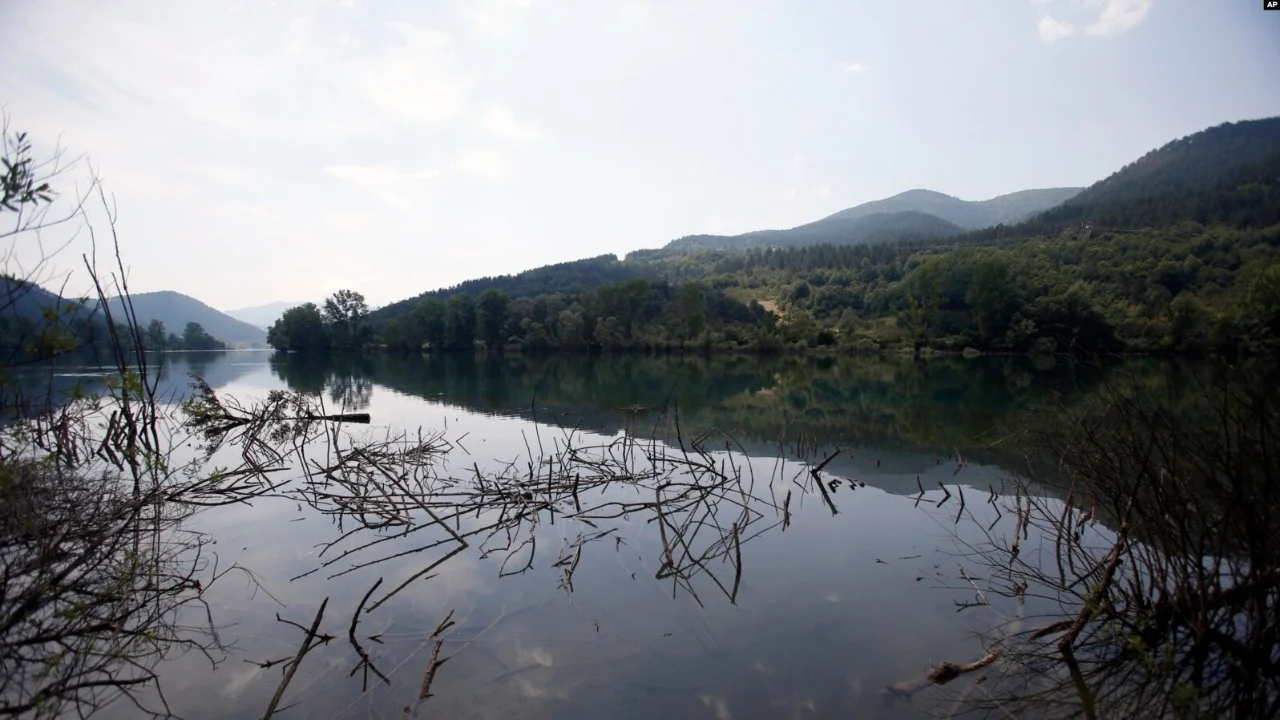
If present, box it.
[270,352,1116,466]
[270,353,374,410]
[897,364,1280,719]
[2,311,270,716]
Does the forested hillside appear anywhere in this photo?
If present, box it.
[103,291,266,344]
[0,277,101,364]
[368,254,653,326]
[1,279,232,362]
[282,117,1280,359]
[991,117,1280,235]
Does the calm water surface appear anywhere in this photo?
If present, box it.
[39,350,1152,719]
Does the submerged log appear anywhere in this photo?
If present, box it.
[305,412,371,423]
[885,650,1002,698]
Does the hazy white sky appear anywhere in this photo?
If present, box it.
[2,0,1278,310]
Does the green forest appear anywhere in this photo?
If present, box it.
[265,118,1280,360]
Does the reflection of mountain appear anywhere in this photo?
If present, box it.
[268,353,1142,493]
[2,350,271,417]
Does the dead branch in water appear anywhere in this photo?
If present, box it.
[809,448,841,515]
[263,598,329,719]
[404,610,456,719]
[887,650,1002,698]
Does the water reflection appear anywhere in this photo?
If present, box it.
[8,350,1271,719]
[270,352,1124,493]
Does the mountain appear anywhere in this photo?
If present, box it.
[987,117,1280,234]
[661,210,964,253]
[103,291,267,344]
[657,187,1080,254]
[224,301,306,330]
[369,255,654,325]
[969,188,1087,225]
[1,276,87,324]
[823,187,1081,230]
[1,277,102,360]
[1068,117,1280,209]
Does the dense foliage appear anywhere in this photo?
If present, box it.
[266,290,371,354]
[366,220,1278,357]
[142,319,225,351]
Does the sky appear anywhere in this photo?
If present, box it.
[1,0,1278,311]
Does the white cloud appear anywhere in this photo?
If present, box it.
[474,0,532,38]
[454,148,510,180]
[325,164,441,209]
[318,212,377,231]
[841,62,868,76]
[1038,15,1076,44]
[779,188,798,203]
[349,23,472,124]
[324,164,441,187]
[788,152,805,171]
[1085,0,1154,36]
[481,104,541,142]
[817,185,831,198]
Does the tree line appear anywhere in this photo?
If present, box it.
[278,218,1276,358]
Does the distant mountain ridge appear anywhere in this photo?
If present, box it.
[663,210,964,253]
[823,187,1082,229]
[224,301,306,330]
[103,291,267,344]
[659,187,1081,253]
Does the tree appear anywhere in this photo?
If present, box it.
[1241,264,1280,353]
[181,322,223,351]
[476,289,510,351]
[145,319,167,351]
[267,303,328,353]
[677,282,707,340]
[444,294,477,351]
[417,298,447,350]
[557,308,587,350]
[966,254,1019,346]
[1168,293,1210,354]
[322,289,369,353]
[901,257,944,355]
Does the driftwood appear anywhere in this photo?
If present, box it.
[305,412,371,424]
[886,649,1002,698]
[263,598,329,719]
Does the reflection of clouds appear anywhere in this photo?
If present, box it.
[515,677,567,700]
[379,541,489,610]
[752,659,774,676]
[221,665,261,700]
[699,694,732,719]
[516,646,554,667]
[511,646,566,702]
[770,697,817,713]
